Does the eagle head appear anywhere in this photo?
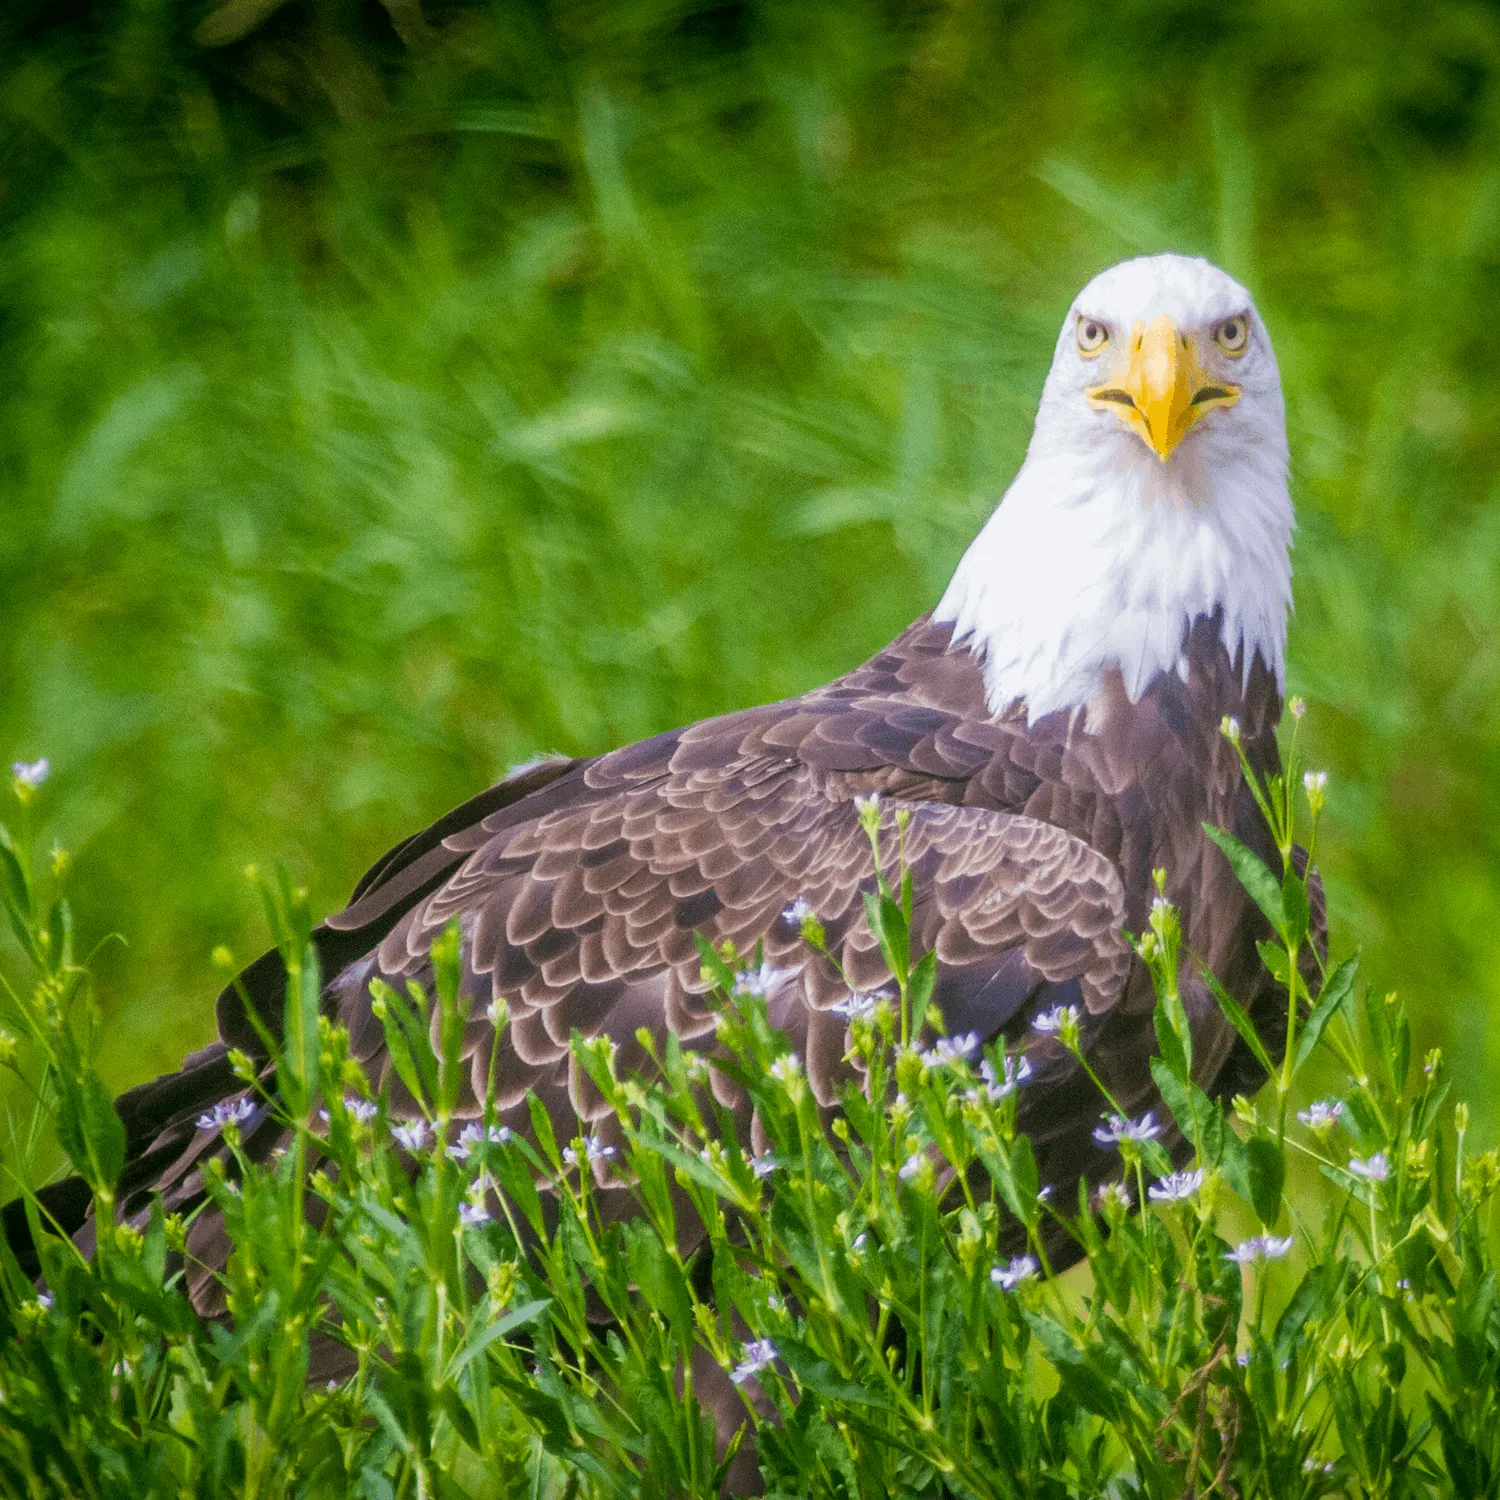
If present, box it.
[1056,255,1278,462]
[937,254,1293,723]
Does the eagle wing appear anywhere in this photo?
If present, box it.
[330,773,1133,1139]
[22,657,1154,1296]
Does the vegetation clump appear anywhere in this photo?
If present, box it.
[0,730,1495,1499]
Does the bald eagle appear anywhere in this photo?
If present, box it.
[10,253,1302,1339]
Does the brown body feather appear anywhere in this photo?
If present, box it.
[5,607,1306,1376]
[37,610,1290,1278]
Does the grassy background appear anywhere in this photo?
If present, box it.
[3,0,1499,1124]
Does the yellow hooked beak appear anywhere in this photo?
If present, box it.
[1086,315,1239,461]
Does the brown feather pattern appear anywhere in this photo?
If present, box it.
[18,610,1302,1308]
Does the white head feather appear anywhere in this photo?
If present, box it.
[936,253,1292,722]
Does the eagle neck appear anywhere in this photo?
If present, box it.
[934,434,1293,724]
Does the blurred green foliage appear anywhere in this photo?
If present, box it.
[3,0,1500,1120]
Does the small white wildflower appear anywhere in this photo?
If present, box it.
[1236,1350,1251,1367]
[751,1153,779,1179]
[391,1119,430,1152]
[11,759,49,788]
[1098,1180,1133,1212]
[485,998,506,1027]
[1092,1111,1161,1147]
[1225,1234,1295,1264]
[831,989,890,1021]
[1151,893,1172,916]
[458,1200,493,1227]
[318,1096,376,1126]
[683,1051,712,1083]
[979,1055,1032,1100]
[989,1254,1039,1291]
[898,1151,926,1181]
[35,1293,53,1310]
[1037,1184,1053,1203]
[1148,1169,1205,1203]
[1347,1152,1389,1183]
[729,1338,778,1385]
[1303,770,1328,794]
[1297,1099,1344,1130]
[561,1135,616,1168]
[1032,1004,1078,1035]
[196,1097,256,1132]
[853,793,881,817]
[850,1232,867,1253]
[735,961,787,999]
[1289,696,1307,720]
[782,898,813,925]
[919,1032,981,1069]
[768,1052,802,1084]
[1221,716,1242,745]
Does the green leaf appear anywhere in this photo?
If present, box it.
[1275,1261,1346,1365]
[1256,940,1290,984]
[0,825,32,919]
[371,978,436,1110]
[1202,967,1275,1079]
[774,1337,878,1404]
[1203,823,1285,930]
[1281,868,1310,946]
[436,1383,481,1450]
[1023,1312,1121,1420]
[4,905,41,968]
[908,950,937,1038]
[1244,1134,1285,1228]
[46,896,73,972]
[56,1066,127,1188]
[1151,1058,1277,1222]
[449,1299,551,1376]
[282,939,321,1110]
[1294,954,1359,1074]
[1152,986,1190,1081]
[990,1132,1041,1228]
[864,890,909,983]
[526,1092,561,1168]
[693,930,738,993]
[623,1222,693,1344]
[1150,1058,1226,1166]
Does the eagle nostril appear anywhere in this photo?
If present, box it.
[1092,389,1137,409]
[1191,385,1233,405]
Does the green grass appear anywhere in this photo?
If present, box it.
[0,741,1495,1498]
[4,1,1500,1128]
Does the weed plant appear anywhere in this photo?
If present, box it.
[0,725,1495,1498]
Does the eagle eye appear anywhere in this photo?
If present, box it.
[1075,317,1109,357]
[1213,315,1249,356]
